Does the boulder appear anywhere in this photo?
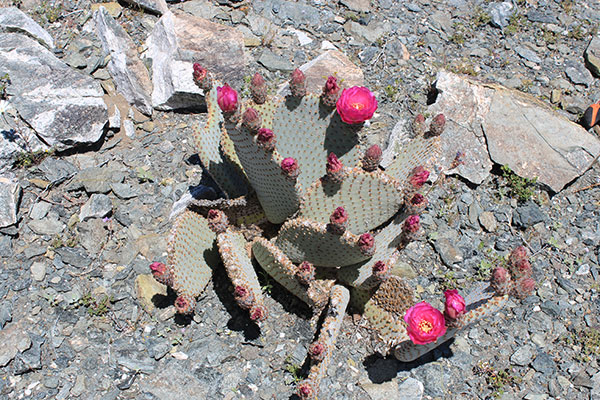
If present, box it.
[0,176,21,228]
[94,7,153,115]
[584,36,600,78]
[427,71,600,192]
[121,0,169,15]
[0,33,107,150]
[147,11,248,110]
[0,7,54,49]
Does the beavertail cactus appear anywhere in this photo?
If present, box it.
[146,65,535,398]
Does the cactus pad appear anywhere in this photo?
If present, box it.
[167,210,217,302]
[299,168,403,234]
[384,135,441,185]
[275,218,372,267]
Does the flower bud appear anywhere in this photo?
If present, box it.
[242,108,262,132]
[321,76,341,107]
[281,157,299,180]
[289,68,306,97]
[362,144,382,172]
[217,84,238,113]
[192,63,212,91]
[296,261,315,285]
[429,113,446,136]
[443,289,466,320]
[149,262,172,286]
[409,166,430,188]
[249,304,268,322]
[207,209,228,233]
[308,342,326,362]
[357,233,375,257]
[250,72,267,104]
[256,128,276,151]
[328,207,348,235]
[412,114,426,136]
[326,153,345,183]
[403,215,420,233]
[372,261,390,282]
[174,295,195,314]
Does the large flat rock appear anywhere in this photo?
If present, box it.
[0,176,21,228]
[94,7,153,116]
[0,33,107,149]
[428,71,600,191]
[147,11,248,110]
[0,7,54,49]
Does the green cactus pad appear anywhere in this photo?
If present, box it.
[362,276,414,347]
[299,168,402,234]
[273,94,366,193]
[252,238,332,309]
[168,210,217,300]
[275,218,372,267]
[384,135,441,185]
[192,86,249,198]
[393,294,509,362]
[338,250,401,289]
[216,229,266,318]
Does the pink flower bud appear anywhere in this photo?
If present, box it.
[404,302,447,345]
[308,342,326,361]
[509,246,528,266]
[249,305,267,321]
[296,261,315,285]
[242,108,262,132]
[443,289,466,320]
[150,262,172,286]
[372,261,390,281]
[492,266,510,284]
[257,128,276,151]
[412,114,426,136]
[289,68,306,97]
[514,277,536,299]
[358,233,375,256]
[192,63,211,90]
[291,68,305,85]
[362,144,382,172]
[429,113,446,136]
[251,72,265,87]
[216,84,238,113]
[298,383,314,399]
[330,207,348,225]
[150,261,166,276]
[250,72,267,104]
[207,209,228,233]
[281,157,299,179]
[321,76,341,107]
[326,153,345,182]
[233,285,254,310]
[174,295,194,314]
[336,86,378,124]
[403,215,420,233]
[409,166,430,188]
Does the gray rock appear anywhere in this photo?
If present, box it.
[489,2,514,29]
[54,247,92,269]
[70,165,127,194]
[360,380,400,400]
[591,372,600,399]
[257,49,294,72]
[28,217,64,235]
[147,11,248,110]
[38,158,78,184]
[94,7,153,115]
[79,194,113,221]
[254,0,322,28]
[510,345,533,366]
[343,20,394,44]
[397,377,424,399]
[526,10,558,24]
[0,33,108,150]
[150,341,171,360]
[0,7,54,49]
[479,211,498,232]
[121,0,168,15]
[532,352,556,375]
[14,333,44,374]
[110,183,138,199]
[513,202,544,228]
[0,236,12,258]
[423,70,600,192]
[565,62,594,87]
[0,322,31,367]
[340,0,370,12]
[0,302,12,328]
[585,36,600,77]
[30,261,46,281]
[0,176,21,228]
[515,46,542,64]
[434,238,463,266]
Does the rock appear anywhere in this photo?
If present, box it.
[343,20,394,44]
[585,36,600,77]
[122,0,168,15]
[110,183,138,199]
[140,360,216,398]
[94,7,153,115]
[397,377,424,399]
[526,10,558,24]
[434,238,463,266]
[135,274,167,313]
[429,71,600,191]
[489,2,514,29]
[90,2,122,18]
[30,261,46,281]
[532,352,556,375]
[14,333,44,374]
[478,211,497,232]
[54,247,92,269]
[0,33,108,149]
[28,217,64,235]
[0,7,54,49]
[147,11,247,110]
[69,164,127,194]
[513,202,544,228]
[0,176,21,228]
[591,372,600,399]
[278,50,363,95]
[515,46,542,64]
[565,62,594,87]
[510,345,533,366]
[340,0,370,12]
[391,261,417,279]
[360,380,400,400]
[79,193,113,221]
[0,321,31,367]
[257,49,294,72]
[253,1,321,29]
[38,158,78,184]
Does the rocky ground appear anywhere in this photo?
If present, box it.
[0,0,600,399]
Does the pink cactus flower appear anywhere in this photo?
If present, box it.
[326,153,343,173]
[323,76,340,95]
[444,289,466,320]
[217,84,238,113]
[336,86,378,124]
[403,215,421,233]
[409,166,430,188]
[281,157,299,176]
[404,302,447,345]
[149,261,166,276]
[257,128,274,143]
[193,63,207,82]
[358,233,375,252]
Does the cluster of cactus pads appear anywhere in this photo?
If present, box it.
[147,65,535,398]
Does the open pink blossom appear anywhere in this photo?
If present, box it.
[217,84,238,113]
[336,86,378,124]
[404,302,447,345]
[444,289,466,320]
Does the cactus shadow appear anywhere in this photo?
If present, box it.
[323,112,360,159]
[151,286,178,310]
[363,339,455,383]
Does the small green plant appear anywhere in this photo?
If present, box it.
[438,270,459,292]
[471,7,491,28]
[563,327,600,362]
[567,24,586,40]
[383,85,398,101]
[79,292,114,317]
[473,244,508,282]
[475,361,521,398]
[136,166,155,183]
[501,165,537,202]
[14,149,54,169]
[505,14,527,36]
[35,1,63,24]
[541,28,559,45]
[284,355,303,384]
[0,73,10,99]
